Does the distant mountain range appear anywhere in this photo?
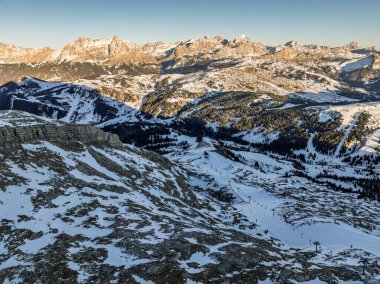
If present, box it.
[1,35,379,65]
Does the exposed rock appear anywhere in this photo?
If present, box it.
[0,43,56,64]
[0,124,122,150]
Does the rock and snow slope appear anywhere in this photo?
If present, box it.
[0,111,379,283]
[166,135,380,282]
[0,77,142,124]
[1,74,379,174]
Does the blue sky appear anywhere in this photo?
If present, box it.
[0,0,379,48]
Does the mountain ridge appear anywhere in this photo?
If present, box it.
[1,35,378,65]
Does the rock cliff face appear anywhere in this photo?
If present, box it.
[0,124,122,150]
[0,110,122,150]
[170,35,268,59]
[57,36,158,65]
[0,43,56,64]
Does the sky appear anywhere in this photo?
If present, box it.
[0,0,379,49]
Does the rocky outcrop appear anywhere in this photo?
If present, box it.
[0,43,56,64]
[57,36,158,65]
[0,124,122,150]
[170,35,268,60]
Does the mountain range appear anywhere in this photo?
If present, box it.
[1,35,379,65]
[0,36,380,283]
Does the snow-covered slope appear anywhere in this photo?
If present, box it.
[341,56,375,72]
[0,110,62,127]
[2,111,378,283]
[0,77,141,124]
[166,135,380,282]
[1,74,379,162]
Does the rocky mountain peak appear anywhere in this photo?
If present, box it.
[111,35,122,42]
[344,41,360,50]
[0,43,56,64]
[108,35,127,57]
[58,36,147,64]
[285,40,300,47]
[76,36,90,42]
[233,34,251,44]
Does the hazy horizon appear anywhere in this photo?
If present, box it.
[0,0,379,49]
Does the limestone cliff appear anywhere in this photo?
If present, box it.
[0,124,122,150]
[0,110,122,150]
